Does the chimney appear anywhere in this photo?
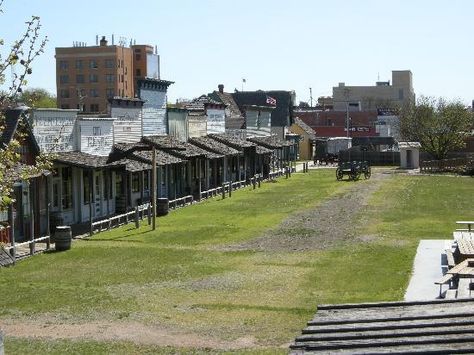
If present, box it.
[218,84,224,93]
[100,36,107,47]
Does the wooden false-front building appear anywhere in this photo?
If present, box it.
[0,107,50,243]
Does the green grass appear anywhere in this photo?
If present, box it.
[1,170,473,354]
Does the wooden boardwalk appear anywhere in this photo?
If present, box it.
[291,298,474,354]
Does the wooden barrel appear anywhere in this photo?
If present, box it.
[156,198,169,216]
[54,226,72,251]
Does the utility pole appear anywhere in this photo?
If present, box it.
[346,102,349,138]
[309,87,313,107]
[151,147,157,230]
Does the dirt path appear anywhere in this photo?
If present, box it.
[1,318,261,350]
[221,170,391,252]
[1,171,392,350]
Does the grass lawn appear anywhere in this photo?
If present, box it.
[1,170,473,354]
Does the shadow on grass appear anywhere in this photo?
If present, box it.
[193,303,313,315]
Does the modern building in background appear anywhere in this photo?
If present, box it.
[332,70,414,111]
[55,36,161,113]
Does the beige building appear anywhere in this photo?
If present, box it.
[290,117,317,160]
[332,70,414,111]
[55,37,160,113]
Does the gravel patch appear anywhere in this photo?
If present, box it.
[221,171,391,252]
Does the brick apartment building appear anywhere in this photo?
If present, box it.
[55,36,160,113]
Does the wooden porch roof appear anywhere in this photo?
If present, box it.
[255,145,273,155]
[170,142,223,160]
[209,133,256,150]
[132,149,184,166]
[248,135,293,149]
[55,151,152,172]
[54,151,109,169]
[106,158,151,172]
[142,135,187,150]
[189,136,240,156]
[113,142,149,154]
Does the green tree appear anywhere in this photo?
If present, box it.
[18,87,56,108]
[0,0,49,209]
[400,96,474,160]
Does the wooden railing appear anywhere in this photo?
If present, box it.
[87,168,292,236]
[169,195,193,209]
[3,235,51,261]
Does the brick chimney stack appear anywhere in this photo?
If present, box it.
[218,84,224,93]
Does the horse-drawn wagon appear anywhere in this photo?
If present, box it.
[336,161,371,181]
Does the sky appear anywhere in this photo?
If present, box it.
[1,0,473,105]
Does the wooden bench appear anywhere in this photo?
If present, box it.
[456,221,474,232]
[445,249,456,269]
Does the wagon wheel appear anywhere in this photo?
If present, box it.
[336,168,343,181]
[364,167,371,179]
[353,171,361,181]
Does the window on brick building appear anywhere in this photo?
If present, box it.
[105,74,115,83]
[59,75,69,84]
[76,74,84,84]
[59,60,68,70]
[105,59,115,68]
[90,88,99,97]
[89,59,98,69]
[60,89,70,98]
[136,69,141,76]
[89,73,99,83]
[75,60,83,69]
[106,88,115,98]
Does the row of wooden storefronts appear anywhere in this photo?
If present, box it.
[4,131,295,244]
[50,134,294,226]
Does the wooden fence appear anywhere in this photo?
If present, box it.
[3,234,51,261]
[420,157,471,173]
[339,150,400,166]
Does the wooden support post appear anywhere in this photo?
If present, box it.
[126,172,132,224]
[258,174,261,188]
[285,167,289,179]
[252,176,256,190]
[229,181,232,198]
[106,171,110,216]
[135,206,139,229]
[222,183,225,199]
[29,181,35,255]
[8,203,15,261]
[89,170,94,236]
[147,203,152,225]
[152,147,157,230]
[198,159,202,202]
[45,175,51,250]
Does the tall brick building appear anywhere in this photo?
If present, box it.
[55,36,160,113]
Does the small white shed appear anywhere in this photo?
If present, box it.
[399,141,421,169]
